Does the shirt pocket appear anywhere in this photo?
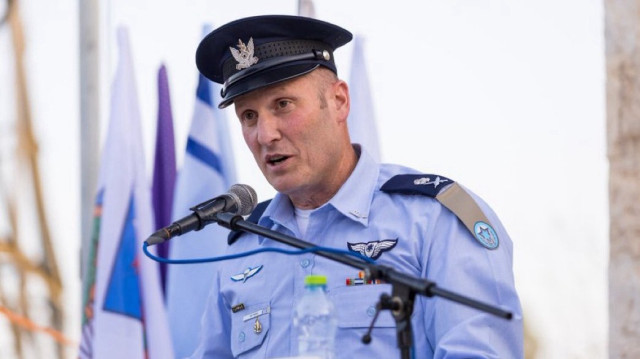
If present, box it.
[330,284,396,328]
[230,301,271,357]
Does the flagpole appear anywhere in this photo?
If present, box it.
[79,0,100,281]
[297,0,315,18]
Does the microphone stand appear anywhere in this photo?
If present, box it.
[215,213,512,359]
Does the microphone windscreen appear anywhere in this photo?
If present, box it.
[229,184,258,215]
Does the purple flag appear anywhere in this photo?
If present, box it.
[151,64,176,295]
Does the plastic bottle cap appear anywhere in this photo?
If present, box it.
[304,274,327,286]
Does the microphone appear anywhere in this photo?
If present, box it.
[145,184,258,246]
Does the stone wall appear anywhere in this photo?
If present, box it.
[605,0,640,357]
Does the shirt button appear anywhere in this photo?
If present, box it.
[238,331,246,342]
[366,306,376,317]
[300,259,311,268]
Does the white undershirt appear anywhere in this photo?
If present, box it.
[294,207,314,238]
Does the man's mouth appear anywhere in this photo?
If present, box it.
[267,155,289,166]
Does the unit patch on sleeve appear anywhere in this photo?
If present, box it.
[473,221,499,249]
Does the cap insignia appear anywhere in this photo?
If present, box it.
[229,37,259,70]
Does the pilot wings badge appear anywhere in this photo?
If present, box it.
[347,239,398,260]
[230,37,259,70]
[231,265,263,283]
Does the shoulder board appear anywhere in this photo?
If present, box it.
[380,174,453,197]
[381,174,500,250]
[227,199,272,245]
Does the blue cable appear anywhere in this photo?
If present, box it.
[142,242,376,265]
[143,243,413,353]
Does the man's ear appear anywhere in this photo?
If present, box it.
[333,80,350,123]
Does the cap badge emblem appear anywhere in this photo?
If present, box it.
[230,37,259,70]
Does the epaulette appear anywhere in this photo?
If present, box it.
[380,174,499,249]
[227,199,272,245]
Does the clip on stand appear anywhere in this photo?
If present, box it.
[215,213,513,359]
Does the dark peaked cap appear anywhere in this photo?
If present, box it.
[196,15,353,108]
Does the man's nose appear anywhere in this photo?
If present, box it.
[256,113,281,145]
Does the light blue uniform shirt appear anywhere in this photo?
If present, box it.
[189,148,523,358]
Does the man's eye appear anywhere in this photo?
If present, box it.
[241,111,257,123]
[277,100,291,109]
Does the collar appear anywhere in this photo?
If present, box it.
[257,145,380,242]
[327,145,379,226]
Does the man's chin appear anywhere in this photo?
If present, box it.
[266,177,294,195]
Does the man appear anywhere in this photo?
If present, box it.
[190,15,523,358]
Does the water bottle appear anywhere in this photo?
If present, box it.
[294,274,337,359]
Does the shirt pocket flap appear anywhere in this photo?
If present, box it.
[330,284,395,328]
[230,301,271,357]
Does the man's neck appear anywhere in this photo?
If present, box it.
[288,145,359,209]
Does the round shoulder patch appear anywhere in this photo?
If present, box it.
[473,221,499,249]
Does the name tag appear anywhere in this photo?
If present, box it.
[243,306,271,322]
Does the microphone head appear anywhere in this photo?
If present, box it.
[228,184,258,215]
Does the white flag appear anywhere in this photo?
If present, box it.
[166,62,236,358]
[79,27,173,359]
[348,35,382,161]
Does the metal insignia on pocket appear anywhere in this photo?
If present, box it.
[253,317,262,334]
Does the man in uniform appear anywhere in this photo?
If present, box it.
[189,15,523,358]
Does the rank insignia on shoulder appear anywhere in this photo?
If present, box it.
[413,175,450,188]
[347,239,398,260]
[231,265,263,283]
[382,173,501,250]
[380,174,452,198]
